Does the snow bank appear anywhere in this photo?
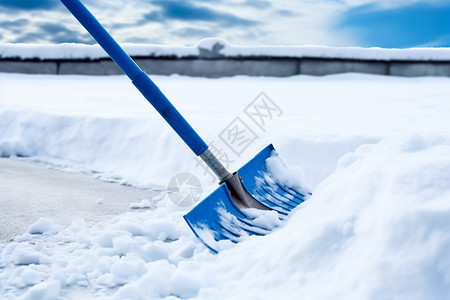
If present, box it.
[1,73,449,189]
[1,136,450,299]
[0,108,190,188]
[1,38,449,61]
[1,73,450,298]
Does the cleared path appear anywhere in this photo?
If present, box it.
[0,158,159,243]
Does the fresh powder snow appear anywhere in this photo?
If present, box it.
[0,71,450,299]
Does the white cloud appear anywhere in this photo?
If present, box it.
[342,0,447,9]
[0,0,443,46]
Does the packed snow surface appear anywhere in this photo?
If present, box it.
[1,72,450,299]
[1,38,450,60]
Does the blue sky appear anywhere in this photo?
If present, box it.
[338,1,450,47]
[0,0,448,47]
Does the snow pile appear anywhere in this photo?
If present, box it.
[0,201,203,299]
[1,136,450,299]
[1,73,449,189]
[1,38,449,60]
[0,108,189,188]
[1,73,450,298]
[27,218,56,235]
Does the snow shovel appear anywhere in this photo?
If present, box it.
[60,0,309,253]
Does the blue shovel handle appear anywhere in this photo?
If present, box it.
[60,0,208,156]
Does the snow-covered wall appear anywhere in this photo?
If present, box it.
[2,39,450,61]
[1,39,450,77]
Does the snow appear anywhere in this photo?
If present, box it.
[129,199,152,209]
[241,208,281,230]
[22,280,61,300]
[27,218,56,235]
[0,43,198,60]
[1,72,450,298]
[1,38,449,61]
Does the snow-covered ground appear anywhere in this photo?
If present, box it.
[1,72,450,299]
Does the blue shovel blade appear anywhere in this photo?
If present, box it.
[184,144,310,253]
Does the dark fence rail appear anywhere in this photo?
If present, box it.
[1,56,450,77]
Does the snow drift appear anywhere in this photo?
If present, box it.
[1,136,450,299]
[1,72,450,299]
